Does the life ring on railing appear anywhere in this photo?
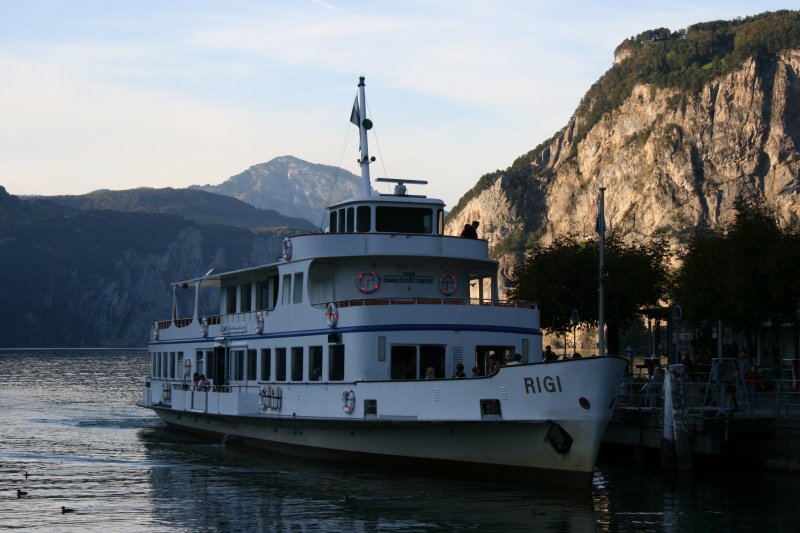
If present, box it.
[355,271,380,293]
[438,273,458,295]
[341,388,356,414]
[282,238,293,261]
[273,385,282,411]
[259,387,269,410]
[325,302,338,328]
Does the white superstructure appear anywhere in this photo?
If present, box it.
[140,77,626,488]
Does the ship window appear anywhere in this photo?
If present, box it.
[241,283,252,312]
[420,345,445,379]
[329,345,345,381]
[226,286,237,314]
[232,349,245,381]
[256,281,268,310]
[375,206,433,233]
[260,349,271,381]
[247,349,257,380]
[329,211,338,233]
[281,274,292,305]
[151,353,156,378]
[309,346,323,381]
[291,347,304,381]
[270,276,279,309]
[196,350,204,376]
[293,273,304,304]
[357,206,371,232]
[209,347,225,382]
[338,209,345,234]
[390,345,417,380]
[163,352,170,378]
[276,348,287,381]
[480,399,502,419]
[346,207,355,233]
[206,351,213,381]
[475,345,515,376]
[437,209,444,235]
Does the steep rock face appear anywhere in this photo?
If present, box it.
[195,156,366,225]
[446,51,800,285]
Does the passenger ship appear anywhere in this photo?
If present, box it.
[140,77,627,488]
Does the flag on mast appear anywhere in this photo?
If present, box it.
[595,192,606,236]
[350,97,360,126]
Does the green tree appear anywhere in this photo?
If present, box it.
[672,197,790,349]
[510,232,671,355]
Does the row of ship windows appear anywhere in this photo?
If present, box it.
[149,343,511,382]
[150,346,345,383]
[329,206,444,235]
[223,271,307,314]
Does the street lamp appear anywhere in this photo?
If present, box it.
[570,309,580,356]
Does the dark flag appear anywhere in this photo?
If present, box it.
[350,97,360,126]
[595,192,606,236]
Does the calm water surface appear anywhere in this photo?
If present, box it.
[0,350,797,532]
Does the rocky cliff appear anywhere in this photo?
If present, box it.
[446,16,800,289]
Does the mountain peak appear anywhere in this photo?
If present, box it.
[194,156,366,223]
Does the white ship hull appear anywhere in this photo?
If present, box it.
[145,356,626,488]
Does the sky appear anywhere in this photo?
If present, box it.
[0,1,795,208]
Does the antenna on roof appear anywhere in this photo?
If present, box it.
[376,178,427,196]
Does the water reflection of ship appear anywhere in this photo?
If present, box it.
[138,426,597,531]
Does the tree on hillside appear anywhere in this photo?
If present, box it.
[510,232,671,356]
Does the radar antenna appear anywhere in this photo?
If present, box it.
[376,177,428,196]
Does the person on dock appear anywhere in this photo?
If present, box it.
[643,367,664,408]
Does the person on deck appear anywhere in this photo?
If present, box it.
[460,221,479,239]
[543,346,558,362]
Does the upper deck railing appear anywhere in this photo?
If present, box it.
[333,297,537,308]
[155,298,538,330]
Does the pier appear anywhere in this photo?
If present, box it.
[602,361,800,472]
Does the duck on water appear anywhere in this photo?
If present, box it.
[139,76,627,488]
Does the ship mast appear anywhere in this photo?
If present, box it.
[354,76,374,196]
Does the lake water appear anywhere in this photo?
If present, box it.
[0,350,797,532]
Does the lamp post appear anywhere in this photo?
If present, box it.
[570,309,580,357]
[672,304,682,365]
